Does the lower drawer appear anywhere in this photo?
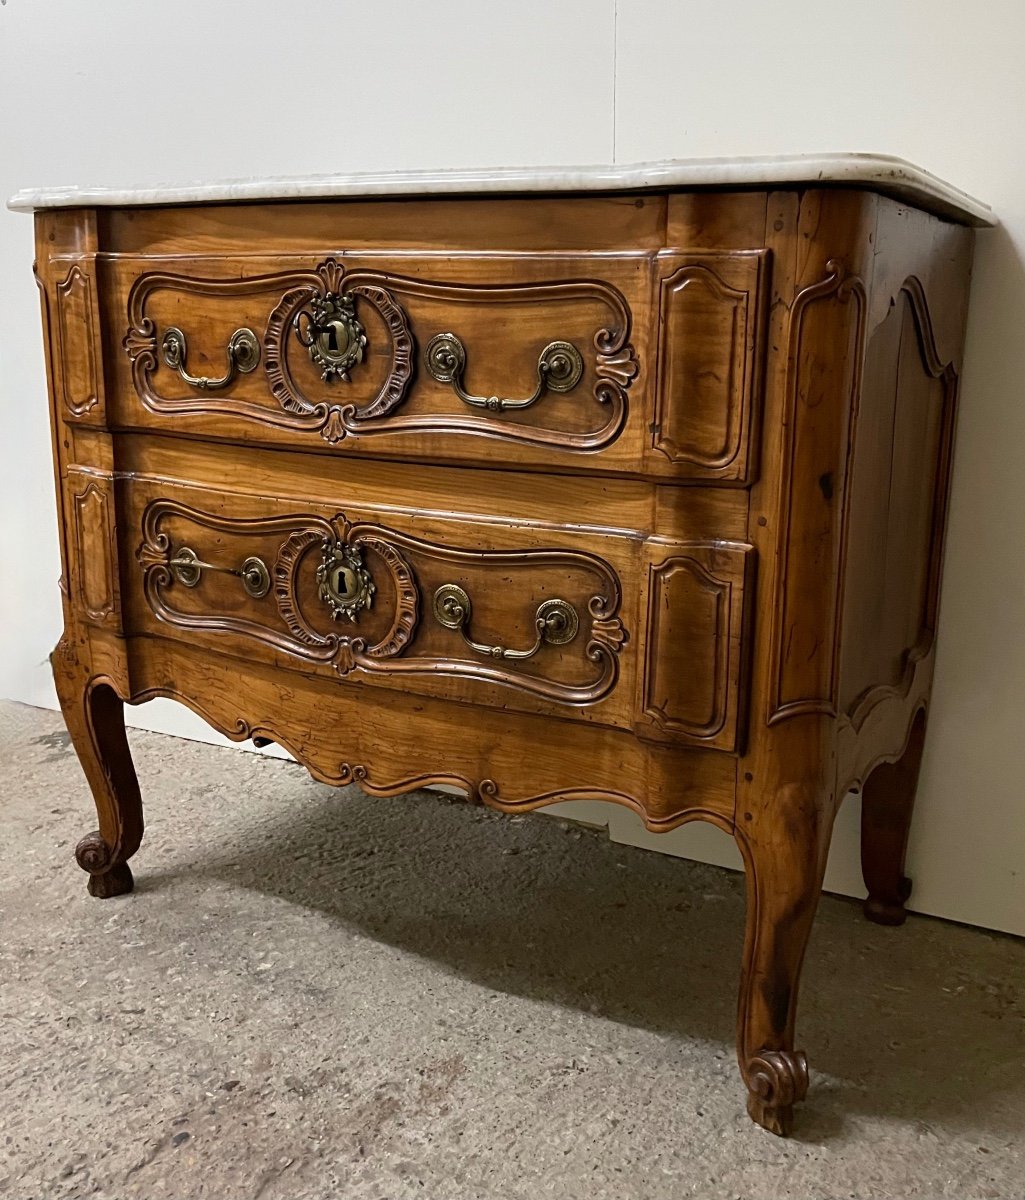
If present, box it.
[119,477,753,750]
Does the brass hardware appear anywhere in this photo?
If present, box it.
[168,547,271,599]
[432,583,578,660]
[238,557,272,599]
[317,541,375,621]
[424,333,583,412]
[294,292,368,382]
[161,326,260,390]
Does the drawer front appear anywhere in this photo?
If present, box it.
[112,254,648,469]
[128,481,634,728]
[120,478,753,749]
[101,249,767,480]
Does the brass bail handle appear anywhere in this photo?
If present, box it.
[168,546,271,599]
[424,333,583,413]
[432,583,578,660]
[161,326,260,390]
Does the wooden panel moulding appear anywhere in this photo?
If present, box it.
[69,471,119,626]
[56,263,103,421]
[639,540,754,752]
[652,250,769,482]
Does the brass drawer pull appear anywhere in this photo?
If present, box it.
[169,546,271,599]
[432,583,578,660]
[161,326,260,390]
[424,333,583,412]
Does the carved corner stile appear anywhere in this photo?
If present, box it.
[56,263,102,420]
[70,474,120,626]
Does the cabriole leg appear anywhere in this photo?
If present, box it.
[51,637,143,898]
[735,785,833,1135]
[860,708,927,926]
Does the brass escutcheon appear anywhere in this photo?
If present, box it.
[293,292,368,383]
[317,541,375,621]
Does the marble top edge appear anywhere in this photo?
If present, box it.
[7,153,994,225]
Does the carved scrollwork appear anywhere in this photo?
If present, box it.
[138,506,420,680]
[74,830,113,874]
[124,260,416,445]
[74,830,134,897]
[124,260,638,451]
[123,319,157,367]
[264,260,416,442]
[595,342,639,397]
[271,519,419,676]
[136,499,627,703]
[336,272,636,450]
[744,1049,810,1123]
[590,609,628,655]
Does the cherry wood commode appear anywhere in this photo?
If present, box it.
[20,159,991,1135]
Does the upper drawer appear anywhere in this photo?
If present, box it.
[93,250,768,481]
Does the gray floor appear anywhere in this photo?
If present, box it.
[1,700,1023,1200]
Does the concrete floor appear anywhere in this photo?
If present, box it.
[1,699,1024,1199]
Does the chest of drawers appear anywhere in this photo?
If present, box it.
[14,156,991,1134]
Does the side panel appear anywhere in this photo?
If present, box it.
[835,199,974,785]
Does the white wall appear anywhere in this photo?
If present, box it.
[1,1,1022,934]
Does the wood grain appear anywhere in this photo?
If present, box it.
[31,182,977,1136]
[651,250,768,481]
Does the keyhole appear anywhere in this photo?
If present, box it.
[320,319,351,360]
[331,565,357,601]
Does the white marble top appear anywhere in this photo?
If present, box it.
[7,153,994,226]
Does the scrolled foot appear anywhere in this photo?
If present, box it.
[75,831,135,899]
[864,874,912,926]
[744,1049,809,1136]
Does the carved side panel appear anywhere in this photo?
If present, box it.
[69,471,119,626]
[56,264,103,421]
[638,541,754,752]
[768,260,866,725]
[839,278,958,729]
[651,250,769,482]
